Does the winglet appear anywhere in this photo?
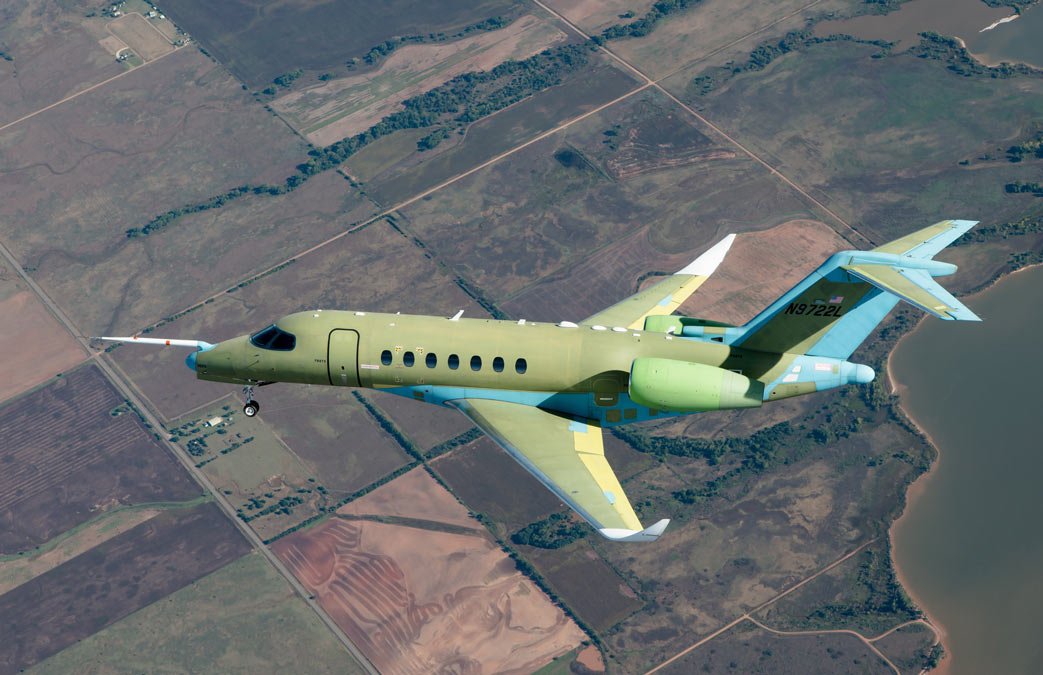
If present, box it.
[677,234,736,276]
[599,518,670,542]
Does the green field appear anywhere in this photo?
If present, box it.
[29,553,366,674]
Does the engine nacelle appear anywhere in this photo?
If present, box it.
[629,358,764,412]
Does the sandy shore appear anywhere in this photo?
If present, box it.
[886,261,1043,673]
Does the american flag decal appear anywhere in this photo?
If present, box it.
[828,296,843,304]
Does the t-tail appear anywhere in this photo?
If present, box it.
[729,219,979,360]
[671,220,979,399]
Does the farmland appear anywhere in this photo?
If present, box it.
[2,0,1041,670]
[0,0,123,125]
[0,365,200,554]
[0,502,250,673]
[272,467,586,674]
[271,14,568,145]
[28,553,366,675]
[0,257,85,404]
[159,0,526,89]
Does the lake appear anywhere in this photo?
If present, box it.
[814,0,1042,68]
[890,264,1043,674]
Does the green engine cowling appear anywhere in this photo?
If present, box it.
[629,358,764,412]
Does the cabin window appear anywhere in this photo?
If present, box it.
[470,355,482,371]
[403,351,415,367]
[380,350,392,366]
[448,354,459,370]
[426,353,437,368]
[249,325,296,351]
[515,358,527,374]
[492,356,504,372]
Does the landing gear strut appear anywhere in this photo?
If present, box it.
[243,384,260,417]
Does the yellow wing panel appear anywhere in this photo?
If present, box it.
[582,234,735,330]
[448,398,668,541]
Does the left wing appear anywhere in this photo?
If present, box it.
[447,398,669,542]
[582,233,735,330]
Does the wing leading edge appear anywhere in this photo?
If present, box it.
[582,233,735,330]
[447,398,669,542]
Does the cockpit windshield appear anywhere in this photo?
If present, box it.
[249,325,296,351]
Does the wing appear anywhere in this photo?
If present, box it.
[582,234,735,329]
[447,398,669,542]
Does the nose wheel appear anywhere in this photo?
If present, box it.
[242,384,260,417]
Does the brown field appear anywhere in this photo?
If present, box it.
[0,502,250,673]
[257,386,414,496]
[681,218,850,325]
[431,437,564,533]
[0,290,86,404]
[0,507,161,595]
[545,0,659,35]
[272,14,568,145]
[107,13,174,61]
[159,0,524,89]
[0,1,123,126]
[337,466,475,529]
[524,543,645,631]
[272,517,584,674]
[0,365,200,554]
[0,47,314,335]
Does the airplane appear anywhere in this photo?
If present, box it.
[97,220,980,543]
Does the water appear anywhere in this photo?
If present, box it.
[814,0,1042,68]
[963,7,1043,68]
[890,265,1043,674]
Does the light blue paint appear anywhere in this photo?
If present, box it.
[569,419,589,432]
[807,289,899,359]
[657,295,673,307]
[184,342,216,372]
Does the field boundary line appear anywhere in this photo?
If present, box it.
[645,538,875,674]
[0,236,379,675]
[133,80,653,335]
[529,0,870,249]
[0,45,186,135]
[744,616,900,674]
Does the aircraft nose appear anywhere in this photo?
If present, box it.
[185,342,216,372]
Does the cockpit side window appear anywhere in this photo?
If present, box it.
[250,325,296,351]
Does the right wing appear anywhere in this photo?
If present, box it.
[447,398,669,542]
[582,234,735,330]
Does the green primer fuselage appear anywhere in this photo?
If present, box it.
[193,309,841,424]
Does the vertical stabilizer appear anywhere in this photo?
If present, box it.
[732,220,978,358]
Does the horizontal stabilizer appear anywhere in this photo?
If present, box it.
[599,518,671,542]
[871,219,977,259]
[841,264,980,321]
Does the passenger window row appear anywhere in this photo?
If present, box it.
[380,350,527,374]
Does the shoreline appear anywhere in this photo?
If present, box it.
[885,260,1043,673]
[951,34,1039,70]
